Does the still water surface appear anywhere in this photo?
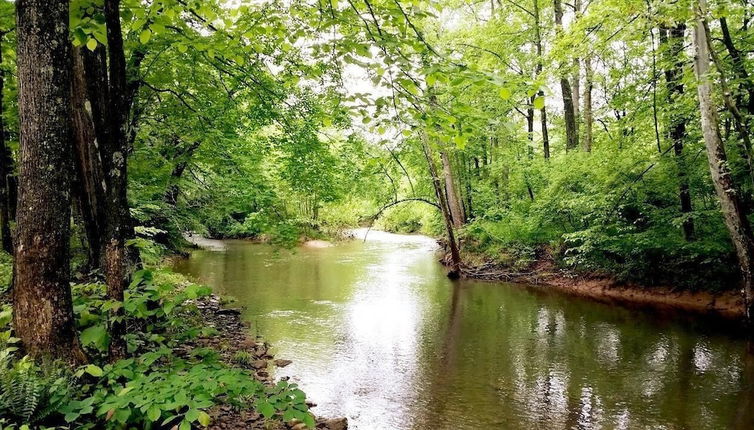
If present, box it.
[173,230,754,430]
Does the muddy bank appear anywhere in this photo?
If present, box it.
[180,295,347,430]
[443,250,745,320]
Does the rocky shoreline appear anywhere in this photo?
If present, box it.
[179,294,347,430]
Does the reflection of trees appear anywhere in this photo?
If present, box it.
[176,245,754,430]
[415,281,753,429]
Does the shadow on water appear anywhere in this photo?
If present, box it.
[173,232,754,430]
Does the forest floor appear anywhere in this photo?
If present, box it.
[443,248,745,320]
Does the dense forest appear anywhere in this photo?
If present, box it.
[1,0,754,428]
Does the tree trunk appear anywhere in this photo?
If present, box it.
[13,0,84,362]
[693,0,754,321]
[583,55,593,152]
[0,34,13,254]
[554,0,579,151]
[699,17,754,189]
[441,151,465,228]
[572,0,582,136]
[102,0,132,361]
[660,24,695,241]
[71,47,107,269]
[423,139,461,278]
[719,17,754,118]
[533,0,550,159]
[165,139,201,206]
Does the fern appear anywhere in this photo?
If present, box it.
[0,352,71,426]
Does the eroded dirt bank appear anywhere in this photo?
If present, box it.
[443,250,745,320]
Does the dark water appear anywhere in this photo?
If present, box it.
[173,230,754,430]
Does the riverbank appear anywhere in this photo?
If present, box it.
[188,294,347,430]
[443,247,745,320]
[177,237,348,429]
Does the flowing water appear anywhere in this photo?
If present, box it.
[173,230,754,430]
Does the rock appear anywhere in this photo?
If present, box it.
[251,360,267,370]
[217,308,242,316]
[318,418,348,430]
[274,359,292,368]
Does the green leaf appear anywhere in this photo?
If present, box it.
[86,38,98,52]
[533,96,545,110]
[80,324,108,350]
[198,411,211,426]
[147,406,161,422]
[186,408,199,422]
[85,364,103,377]
[257,401,275,418]
[498,87,512,100]
[139,29,152,44]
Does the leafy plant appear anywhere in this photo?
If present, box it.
[0,351,72,427]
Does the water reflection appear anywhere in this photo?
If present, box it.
[173,232,754,430]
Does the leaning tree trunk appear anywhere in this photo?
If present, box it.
[554,0,579,151]
[0,34,13,254]
[441,151,465,228]
[13,0,84,362]
[660,24,695,241]
[423,139,462,278]
[693,0,754,322]
[719,17,754,119]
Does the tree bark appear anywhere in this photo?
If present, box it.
[583,55,593,152]
[719,17,754,119]
[554,0,579,151]
[164,138,201,206]
[423,139,461,278]
[572,0,581,136]
[13,0,84,362]
[441,151,465,228]
[699,17,754,189]
[101,0,132,361]
[693,0,754,321]
[660,24,695,241]
[533,0,550,159]
[71,47,107,269]
[0,33,13,254]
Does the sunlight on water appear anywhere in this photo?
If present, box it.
[173,232,754,430]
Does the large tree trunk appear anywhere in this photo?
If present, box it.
[660,24,695,241]
[554,0,579,151]
[693,0,754,321]
[441,151,465,228]
[423,139,461,278]
[533,0,550,159]
[13,0,84,362]
[0,34,13,254]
